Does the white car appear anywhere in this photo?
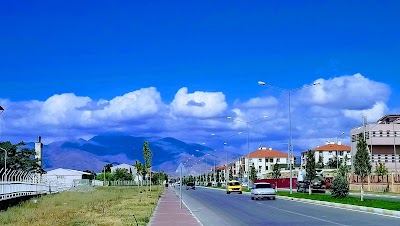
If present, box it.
[251,182,276,200]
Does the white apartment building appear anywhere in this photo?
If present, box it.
[350,114,400,173]
[301,142,351,169]
[230,147,292,180]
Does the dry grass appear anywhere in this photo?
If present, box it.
[0,185,163,226]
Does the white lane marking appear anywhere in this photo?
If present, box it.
[268,205,348,226]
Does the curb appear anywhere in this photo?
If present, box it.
[277,195,400,218]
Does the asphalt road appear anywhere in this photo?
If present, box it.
[175,187,400,226]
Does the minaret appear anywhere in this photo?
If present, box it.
[35,136,43,167]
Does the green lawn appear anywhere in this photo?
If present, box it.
[277,191,400,211]
[0,185,163,226]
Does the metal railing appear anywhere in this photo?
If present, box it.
[0,169,66,201]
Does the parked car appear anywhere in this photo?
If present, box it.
[226,180,242,194]
[251,182,276,200]
[186,182,195,190]
[296,179,326,193]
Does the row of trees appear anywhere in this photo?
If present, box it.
[98,141,167,185]
[304,133,374,201]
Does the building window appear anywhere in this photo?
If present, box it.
[258,166,262,173]
[385,160,388,163]
[270,159,273,162]
[339,151,344,156]
[379,131,383,137]
[329,151,332,154]
[259,158,262,162]
[277,158,280,163]
[266,166,269,170]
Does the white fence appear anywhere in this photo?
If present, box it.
[0,168,70,202]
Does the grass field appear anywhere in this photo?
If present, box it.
[0,185,163,226]
[277,191,400,211]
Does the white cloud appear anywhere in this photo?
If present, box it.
[95,87,164,120]
[234,96,278,109]
[343,101,388,122]
[300,73,390,110]
[170,87,228,118]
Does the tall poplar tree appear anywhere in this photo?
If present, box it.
[354,133,372,201]
[142,141,153,190]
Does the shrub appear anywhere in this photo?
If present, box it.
[330,176,349,198]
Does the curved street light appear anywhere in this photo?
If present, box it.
[336,132,345,170]
[258,81,321,194]
[210,132,242,185]
[226,115,268,185]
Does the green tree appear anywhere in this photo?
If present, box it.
[142,141,152,189]
[375,162,389,177]
[0,141,44,173]
[133,160,143,184]
[229,168,233,181]
[317,155,325,169]
[327,157,337,169]
[249,165,257,183]
[305,150,316,194]
[354,133,372,201]
[114,168,133,181]
[375,162,389,191]
[271,163,281,188]
[330,175,349,198]
[103,164,113,173]
[305,150,316,182]
[216,170,220,182]
[331,159,350,198]
[82,170,96,180]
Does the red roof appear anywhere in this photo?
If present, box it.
[311,144,351,151]
[244,148,288,158]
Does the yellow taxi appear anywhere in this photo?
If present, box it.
[226,180,243,194]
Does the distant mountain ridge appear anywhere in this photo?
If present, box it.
[38,134,240,175]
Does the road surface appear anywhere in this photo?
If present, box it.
[175,187,400,226]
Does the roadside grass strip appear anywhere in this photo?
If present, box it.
[277,191,400,217]
[0,185,163,226]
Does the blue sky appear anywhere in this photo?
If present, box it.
[1,1,400,157]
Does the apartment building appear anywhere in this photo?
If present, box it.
[350,114,400,173]
[301,142,351,169]
[231,147,293,180]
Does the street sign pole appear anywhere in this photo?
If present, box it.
[180,166,182,209]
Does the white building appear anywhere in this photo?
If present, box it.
[111,163,140,183]
[231,147,293,180]
[301,142,351,169]
[43,168,91,189]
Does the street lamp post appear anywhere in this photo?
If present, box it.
[336,132,345,170]
[258,81,320,194]
[211,132,242,186]
[226,116,268,186]
[0,106,6,175]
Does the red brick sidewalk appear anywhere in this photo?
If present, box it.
[149,187,202,226]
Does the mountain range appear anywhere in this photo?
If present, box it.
[34,134,241,175]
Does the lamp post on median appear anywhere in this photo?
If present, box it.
[226,115,268,186]
[336,132,345,170]
[258,81,321,194]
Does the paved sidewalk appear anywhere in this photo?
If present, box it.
[149,187,202,226]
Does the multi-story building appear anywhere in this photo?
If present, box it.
[350,114,400,173]
[230,147,293,181]
[300,142,351,169]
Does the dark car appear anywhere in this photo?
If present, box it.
[186,182,195,190]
